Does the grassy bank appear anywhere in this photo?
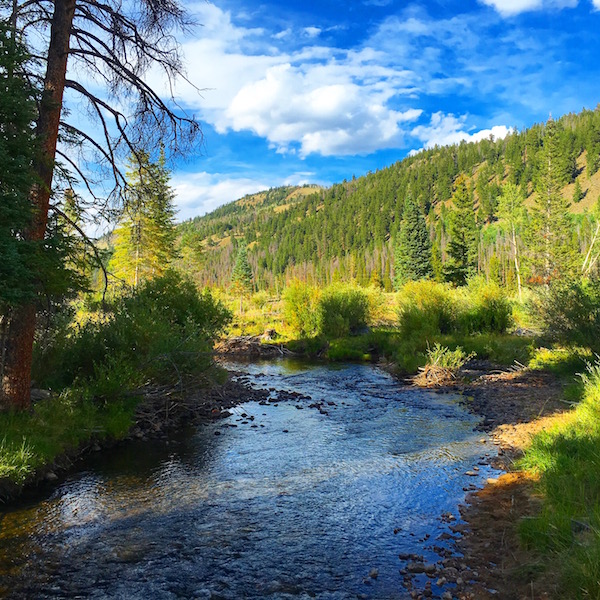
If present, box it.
[518,355,600,598]
[0,391,138,485]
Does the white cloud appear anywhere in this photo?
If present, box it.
[172,172,270,220]
[411,112,512,149]
[155,3,428,157]
[593,0,600,8]
[171,171,323,220]
[479,0,577,16]
[303,27,321,38]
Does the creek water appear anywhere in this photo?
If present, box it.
[0,360,496,599]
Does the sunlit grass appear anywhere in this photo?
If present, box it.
[518,357,600,598]
[0,390,139,487]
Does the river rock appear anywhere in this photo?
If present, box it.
[45,471,58,482]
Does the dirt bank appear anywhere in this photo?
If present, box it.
[410,363,569,600]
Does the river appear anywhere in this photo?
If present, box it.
[0,360,497,599]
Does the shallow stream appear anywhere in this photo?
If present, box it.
[0,360,496,599]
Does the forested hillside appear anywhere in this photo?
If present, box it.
[178,107,600,291]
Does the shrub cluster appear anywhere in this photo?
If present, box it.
[397,277,512,337]
[283,281,370,338]
[533,277,600,351]
[35,270,231,397]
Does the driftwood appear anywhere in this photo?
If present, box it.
[215,335,295,357]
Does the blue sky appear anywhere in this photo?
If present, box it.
[147,0,600,221]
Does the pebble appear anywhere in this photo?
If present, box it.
[45,471,58,482]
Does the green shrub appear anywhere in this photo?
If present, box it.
[463,277,513,334]
[426,342,474,371]
[282,280,321,337]
[318,283,370,338]
[397,280,461,336]
[397,279,512,338]
[533,278,600,351]
[35,270,231,391]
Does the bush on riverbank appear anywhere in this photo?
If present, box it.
[397,278,512,338]
[0,272,231,488]
[533,277,600,352]
[0,390,138,485]
[35,270,231,394]
[283,281,370,339]
[518,357,600,598]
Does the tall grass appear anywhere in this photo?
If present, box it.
[0,390,138,485]
[518,357,600,598]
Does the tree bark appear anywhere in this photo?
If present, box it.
[1,0,76,410]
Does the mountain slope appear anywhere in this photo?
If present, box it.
[178,107,600,290]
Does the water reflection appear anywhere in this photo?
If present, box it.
[0,361,496,599]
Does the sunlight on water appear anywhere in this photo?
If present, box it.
[0,361,498,599]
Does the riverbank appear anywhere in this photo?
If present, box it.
[0,370,272,504]
[409,362,571,600]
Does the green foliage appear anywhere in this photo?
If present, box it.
[282,280,321,337]
[283,281,370,339]
[464,277,513,334]
[0,23,37,310]
[35,271,231,391]
[528,119,579,282]
[318,284,370,338]
[533,278,600,351]
[397,278,512,338]
[393,196,433,288]
[231,245,253,295]
[443,175,479,286]
[426,342,474,371]
[397,280,461,337]
[110,149,177,289]
[518,357,600,598]
[0,389,139,485]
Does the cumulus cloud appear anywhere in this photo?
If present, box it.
[158,3,429,157]
[154,3,533,159]
[172,172,269,220]
[172,171,318,220]
[479,0,577,16]
[411,112,512,149]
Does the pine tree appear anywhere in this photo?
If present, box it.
[110,149,177,289]
[0,21,38,311]
[393,197,433,289]
[443,175,479,286]
[572,179,583,204]
[231,245,253,312]
[528,118,578,282]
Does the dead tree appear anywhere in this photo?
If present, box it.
[1,0,201,409]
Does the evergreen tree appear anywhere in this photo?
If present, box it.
[572,179,583,204]
[443,175,479,286]
[231,245,253,312]
[0,21,38,311]
[393,197,433,289]
[528,118,578,282]
[110,149,177,288]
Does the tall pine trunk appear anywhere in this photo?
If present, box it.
[1,0,76,410]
